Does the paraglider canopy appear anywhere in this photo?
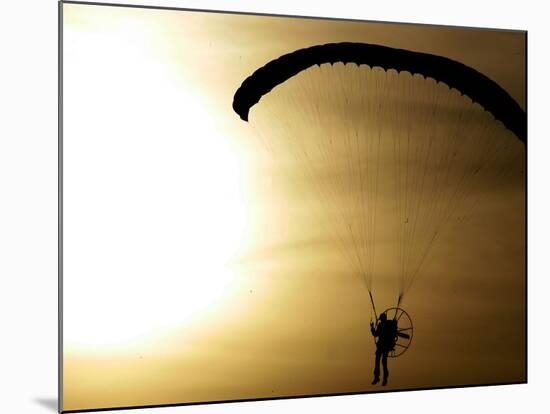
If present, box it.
[233,42,526,142]
[232,42,525,318]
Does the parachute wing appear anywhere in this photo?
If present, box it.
[233,42,525,143]
[233,42,525,307]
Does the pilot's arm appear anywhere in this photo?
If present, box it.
[370,322,379,337]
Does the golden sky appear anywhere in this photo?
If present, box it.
[62,2,525,411]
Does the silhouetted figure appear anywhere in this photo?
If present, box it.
[370,313,397,386]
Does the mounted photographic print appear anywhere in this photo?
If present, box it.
[60,1,526,412]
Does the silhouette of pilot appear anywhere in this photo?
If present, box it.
[370,312,397,386]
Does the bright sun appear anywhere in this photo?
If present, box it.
[63,12,248,350]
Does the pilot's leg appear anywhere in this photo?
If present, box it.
[382,351,389,385]
[373,349,381,384]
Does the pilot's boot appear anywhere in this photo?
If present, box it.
[372,377,380,385]
[382,377,388,386]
